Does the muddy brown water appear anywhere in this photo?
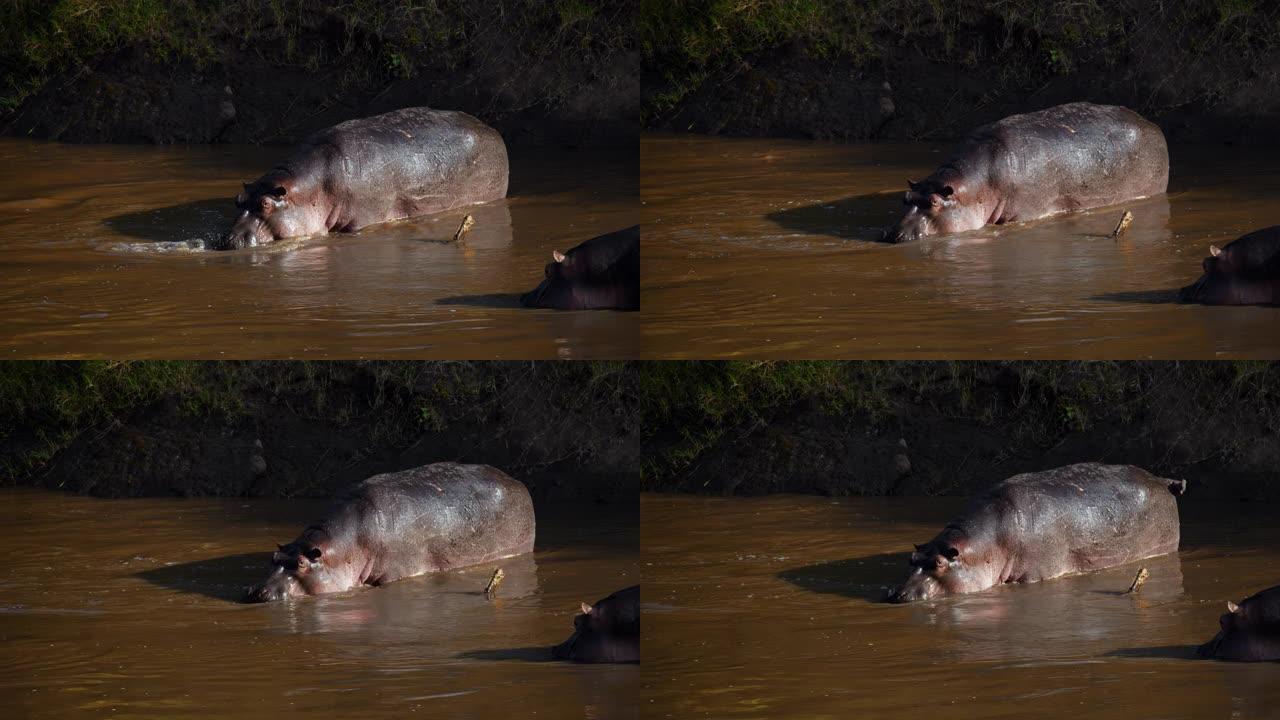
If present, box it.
[642,134,1280,359]
[0,139,637,359]
[642,493,1280,720]
[0,489,638,719]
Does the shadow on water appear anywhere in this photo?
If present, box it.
[136,551,270,603]
[765,191,901,242]
[1106,645,1203,660]
[1090,288,1184,304]
[104,198,236,245]
[776,551,906,603]
[456,646,557,663]
[436,292,526,308]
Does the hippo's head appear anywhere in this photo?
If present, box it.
[886,540,961,603]
[244,542,329,603]
[884,180,981,243]
[212,180,296,250]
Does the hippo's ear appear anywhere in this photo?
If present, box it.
[580,602,594,615]
[553,250,566,263]
[914,543,928,553]
[907,180,920,192]
[1210,245,1222,257]
[1228,601,1240,614]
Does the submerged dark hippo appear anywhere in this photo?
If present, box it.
[1199,585,1280,661]
[552,585,639,663]
[887,463,1185,603]
[1179,226,1280,305]
[520,226,639,311]
[214,107,508,250]
[245,463,534,602]
[885,102,1168,243]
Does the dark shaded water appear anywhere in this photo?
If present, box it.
[0,489,638,719]
[0,139,637,359]
[642,493,1280,719]
[641,134,1280,358]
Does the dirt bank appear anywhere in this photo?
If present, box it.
[642,1,1280,144]
[3,1,635,147]
[0,361,637,503]
[641,362,1280,501]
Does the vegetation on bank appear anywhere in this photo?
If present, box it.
[1,0,631,116]
[639,361,1280,487]
[0,361,635,488]
[641,0,1280,131]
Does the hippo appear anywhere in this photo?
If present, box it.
[245,462,534,603]
[884,102,1168,243]
[887,463,1185,603]
[1179,226,1280,305]
[214,107,508,250]
[1198,585,1280,661]
[520,226,639,311]
[552,585,639,663]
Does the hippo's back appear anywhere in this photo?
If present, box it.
[304,107,509,214]
[970,102,1168,211]
[343,462,535,573]
[977,463,1182,573]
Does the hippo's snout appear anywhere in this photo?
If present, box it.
[244,567,300,603]
[886,570,941,603]
[214,212,269,251]
[244,584,283,603]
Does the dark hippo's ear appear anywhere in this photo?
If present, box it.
[914,543,928,552]
[907,179,920,191]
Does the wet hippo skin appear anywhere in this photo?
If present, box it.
[245,462,535,602]
[1199,585,1280,661]
[520,226,639,310]
[214,107,508,249]
[1179,226,1280,305]
[552,585,639,663]
[885,102,1168,243]
[887,463,1185,603]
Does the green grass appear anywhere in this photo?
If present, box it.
[0,361,636,486]
[1,0,633,116]
[639,361,1280,485]
[640,0,1280,126]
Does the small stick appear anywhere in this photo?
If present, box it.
[483,567,505,597]
[1111,210,1134,239]
[1125,567,1149,594]
[452,214,476,243]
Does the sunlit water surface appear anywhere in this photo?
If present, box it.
[0,139,637,358]
[642,493,1280,719]
[0,489,638,719]
[642,134,1280,358]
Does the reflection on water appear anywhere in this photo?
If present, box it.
[642,493,1280,720]
[0,489,638,719]
[641,134,1280,358]
[0,139,637,358]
